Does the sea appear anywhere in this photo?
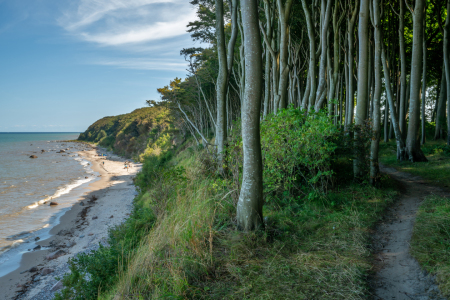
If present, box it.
[0,132,98,277]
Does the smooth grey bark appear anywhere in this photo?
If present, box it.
[215,0,228,168]
[263,0,272,118]
[276,0,293,110]
[354,0,370,178]
[405,0,427,162]
[399,0,407,140]
[236,0,264,231]
[301,0,317,112]
[382,45,407,160]
[314,0,333,111]
[227,0,238,74]
[435,70,447,139]
[421,15,427,145]
[444,0,450,145]
[369,0,381,185]
[346,0,359,126]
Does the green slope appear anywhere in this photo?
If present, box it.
[78,106,180,161]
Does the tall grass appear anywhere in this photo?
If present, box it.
[411,195,450,297]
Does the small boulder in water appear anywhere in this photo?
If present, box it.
[35,237,40,241]
[49,202,58,206]
[41,149,45,153]
[33,245,41,251]
[30,155,38,159]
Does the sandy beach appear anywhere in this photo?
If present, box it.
[0,145,141,300]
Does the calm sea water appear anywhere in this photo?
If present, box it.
[0,133,98,276]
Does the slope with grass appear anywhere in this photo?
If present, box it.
[78,106,180,161]
[56,109,400,300]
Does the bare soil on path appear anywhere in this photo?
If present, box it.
[372,165,448,300]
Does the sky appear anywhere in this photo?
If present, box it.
[0,0,201,132]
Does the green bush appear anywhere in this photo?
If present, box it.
[226,108,342,204]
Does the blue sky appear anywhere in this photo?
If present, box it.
[0,0,200,132]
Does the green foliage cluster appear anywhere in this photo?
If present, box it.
[261,109,339,196]
[78,107,178,161]
[411,195,450,297]
[227,108,356,203]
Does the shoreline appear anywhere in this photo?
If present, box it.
[0,145,141,300]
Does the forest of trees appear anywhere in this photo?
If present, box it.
[153,0,450,231]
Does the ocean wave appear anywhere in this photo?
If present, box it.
[25,176,93,209]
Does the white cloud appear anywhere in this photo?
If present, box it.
[59,0,195,46]
[94,58,187,71]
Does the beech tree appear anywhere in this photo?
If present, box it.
[236,0,264,231]
[405,0,428,162]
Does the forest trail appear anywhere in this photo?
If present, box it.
[372,165,447,300]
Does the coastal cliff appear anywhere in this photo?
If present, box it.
[78,107,180,161]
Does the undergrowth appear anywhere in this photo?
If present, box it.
[57,108,398,299]
[411,195,450,297]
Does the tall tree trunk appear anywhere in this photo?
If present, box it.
[215,0,228,169]
[237,0,264,231]
[399,0,407,140]
[276,0,293,110]
[382,45,407,160]
[301,0,317,112]
[314,0,333,111]
[444,0,450,145]
[421,15,427,145]
[405,0,427,162]
[263,0,273,118]
[346,0,359,127]
[435,70,447,139]
[354,0,370,178]
[370,0,381,185]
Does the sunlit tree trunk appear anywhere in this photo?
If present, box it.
[237,0,264,231]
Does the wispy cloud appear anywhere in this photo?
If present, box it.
[59,0,195,46]
[94,58,187,71]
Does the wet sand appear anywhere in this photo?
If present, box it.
[0,146,141,299]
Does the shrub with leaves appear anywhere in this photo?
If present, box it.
[261,108,340,198]
[226,108,341,203]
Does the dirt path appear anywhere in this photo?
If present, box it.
[372,165,447,300]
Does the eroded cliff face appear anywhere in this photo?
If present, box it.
[78,107,181,161]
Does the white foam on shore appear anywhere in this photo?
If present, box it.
[0,151,99,278]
